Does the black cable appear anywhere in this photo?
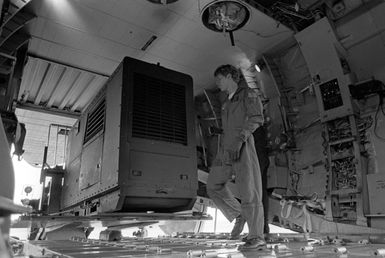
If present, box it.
[374,93,385,141]
[382,99,385,116]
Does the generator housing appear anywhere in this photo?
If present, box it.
[61,57,197,214]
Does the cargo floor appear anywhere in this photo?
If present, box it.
[19,233,385,257]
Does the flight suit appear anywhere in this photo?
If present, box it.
[207,86,264,240]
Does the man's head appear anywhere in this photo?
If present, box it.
[214,64,240,93]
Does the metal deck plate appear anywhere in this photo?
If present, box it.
[21,212,211,222]
[19,234,385,257]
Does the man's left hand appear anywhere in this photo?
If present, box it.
[226,139,243,161]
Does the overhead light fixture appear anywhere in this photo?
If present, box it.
[254,59,265,72]
[201,0,250,33]
[146,0,179,4]
[201,0,250,46]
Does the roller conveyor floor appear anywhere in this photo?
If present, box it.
[18,233,385,258]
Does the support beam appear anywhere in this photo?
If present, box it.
[16,102,81,119]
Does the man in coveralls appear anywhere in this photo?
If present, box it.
[207,64,265,250]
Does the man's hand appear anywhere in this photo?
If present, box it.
[226,139,243,161]
[209,126,223,135]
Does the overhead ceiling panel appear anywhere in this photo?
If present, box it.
[17,56,108,116]
[25,0,293,94]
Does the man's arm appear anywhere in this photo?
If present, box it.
[226,88,264,161]
[239,88,264,142]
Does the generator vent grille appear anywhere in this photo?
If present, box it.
[84,98,106,144]
[132,73,187,145]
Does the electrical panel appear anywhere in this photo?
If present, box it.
[62,57,197,214]
[314,77,355,122]
[323,115,369,226]
[296,17,368,226]
[319,79,344,111]
[296,18,355,122]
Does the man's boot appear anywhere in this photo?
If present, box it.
[230,215,246,239]
[238,237,266,250]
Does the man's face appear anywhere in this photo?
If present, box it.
[215,74,233,92]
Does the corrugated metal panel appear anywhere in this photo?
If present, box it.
[15,109,77,167]
[18,56,108,115]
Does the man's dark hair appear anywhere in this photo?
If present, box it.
[214,64,240,83]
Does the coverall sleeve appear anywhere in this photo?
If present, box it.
[239,88,264,142]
